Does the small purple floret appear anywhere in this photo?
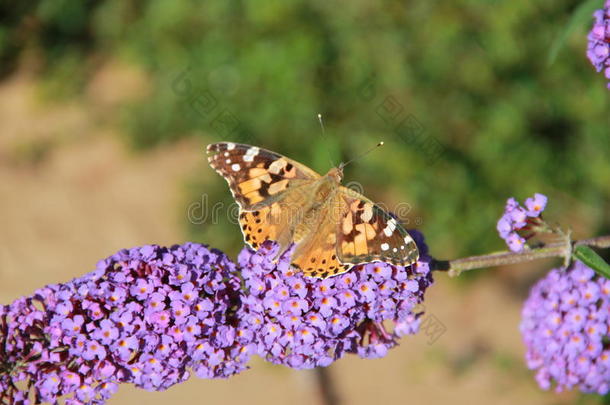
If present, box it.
[587,1,610,88]
[496,193,547,252]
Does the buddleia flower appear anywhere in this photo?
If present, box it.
[587,1,610,89]
[1,233,434,404]
[521,261,610,394]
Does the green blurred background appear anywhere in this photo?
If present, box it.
[0,0,609,404]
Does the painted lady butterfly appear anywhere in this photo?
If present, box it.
[207,142,419,278]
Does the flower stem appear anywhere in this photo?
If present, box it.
[315,367,341,405]
[431,234,610,276]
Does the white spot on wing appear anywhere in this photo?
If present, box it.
[383,218,398,237]
[243,147,260,162]
[361,204,373,222]
[227,143,236,150]
[231,163,241,171]
[381,243,389,251]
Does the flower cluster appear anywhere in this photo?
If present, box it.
[496,193,548,252]
[1,237,433,404]
[521,260,610,394]
[1,243,254,404]
[587,1,610,89]
[237,231,433,369]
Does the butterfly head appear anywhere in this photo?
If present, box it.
[327,166,344,183]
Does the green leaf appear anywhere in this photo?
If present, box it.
[547,0,601,66]
[573,245,610,279]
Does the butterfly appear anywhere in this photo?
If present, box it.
[207,142,419,279]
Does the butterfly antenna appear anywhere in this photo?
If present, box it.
[317,113,335,167]
[340,141,384,169]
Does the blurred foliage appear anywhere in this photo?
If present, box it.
[1,0,609,262]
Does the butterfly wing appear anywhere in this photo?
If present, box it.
[207,142,320,210]
[237,180,320,253]
[238,204,284,251]
[289,195,352,278]
[336,187,419,267]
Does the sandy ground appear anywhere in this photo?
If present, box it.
[0,71,595,405]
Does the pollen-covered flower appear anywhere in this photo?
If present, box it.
[496,193,548,252]
[521,260,610,394]
[587,1,610,89]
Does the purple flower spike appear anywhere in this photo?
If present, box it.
[521,260,610,394]
[587,1,610,88]
[0,243,253,404]
[1,233,435,404]
[237,230,433,368]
